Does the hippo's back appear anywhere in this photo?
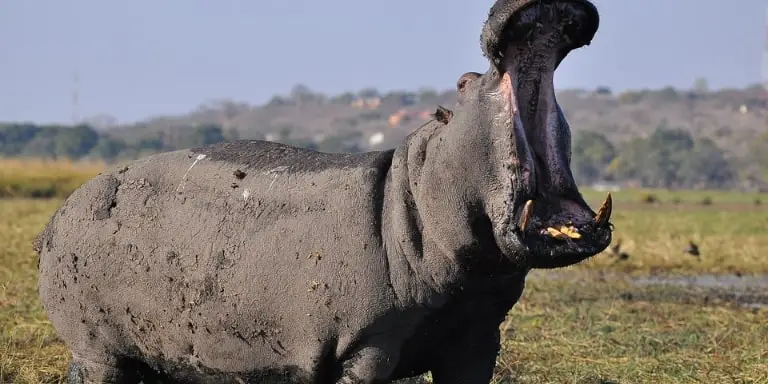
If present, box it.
[36,140,400,380]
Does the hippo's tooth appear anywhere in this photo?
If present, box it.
[559,225,582,239]
[519,200,534,233]
[594,192,613,227]
[545,227,568,240]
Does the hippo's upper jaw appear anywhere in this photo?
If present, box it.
[475,0,611,269]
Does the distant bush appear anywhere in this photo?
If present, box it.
[641,193,660,204]
[618,91,644,104]
[700,196,713,205]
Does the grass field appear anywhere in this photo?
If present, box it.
[1,161,767,383]
[0,158,105,199]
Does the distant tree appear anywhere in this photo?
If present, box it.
[358,88,380,99]
[400,93,418,106]
[89,137,127,161]
[610,126,705,188]
[693,77,709,93]
[607,137,650,184]
[266,96,293,106]
[595,86,612,95]
[656,86,679,101]
[678,138,735,188]
[53,124,99,159]
[330,92,356,105]
[20,129,57,157]
[645,126,694,187]
[417,87,438,103]
[359,111,383,121]
[381,91,417,106]
[138,134,164,152]
[747,130,768,182]
[290,84,318,105]
[192,124,225,146]
[571,131,616,184]
[0,123,42,155]
[618,91,644,104]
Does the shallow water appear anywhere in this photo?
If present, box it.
[631,274,768,289]
[528,269,768,310]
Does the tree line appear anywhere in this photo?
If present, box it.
[0,122,363,162]
[0,119,764,191]
[571,125,739,189]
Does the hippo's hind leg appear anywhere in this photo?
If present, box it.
[66,354,150,384]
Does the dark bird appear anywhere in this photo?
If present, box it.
[609,240,622,255]
[609,239,630,260]
[684,241,700,257]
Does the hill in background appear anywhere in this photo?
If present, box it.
[3,82,768,191]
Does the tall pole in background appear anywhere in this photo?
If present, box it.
[72,70,80,125]
[762,6,768,98]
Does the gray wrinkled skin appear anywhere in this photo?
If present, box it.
[36,1,611,383]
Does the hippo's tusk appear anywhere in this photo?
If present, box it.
[519,200,534,233]
[594,192,612,227]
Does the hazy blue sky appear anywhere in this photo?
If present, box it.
[1,0,766,124]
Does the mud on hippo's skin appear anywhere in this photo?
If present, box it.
[36,1,611,383]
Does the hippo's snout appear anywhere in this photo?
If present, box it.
[476,0,611,268]
[481,0,599,66]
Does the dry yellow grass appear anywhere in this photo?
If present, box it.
[1,159,767,383]
[0,158,104,199]
[1,199,767,383]
[0,200,72,383]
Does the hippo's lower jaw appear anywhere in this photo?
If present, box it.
[480,0,611,268]
[510,193,613,268]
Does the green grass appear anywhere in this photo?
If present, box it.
[581,204,768,275]
[581,187,766,206]
[0,200,71,383]
[1,195,767,383]
[495,274,768,383]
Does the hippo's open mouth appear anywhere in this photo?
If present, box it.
[485,0,611,268]
[513,192,613,268]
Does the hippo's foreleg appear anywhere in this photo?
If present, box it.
[66,359,136,384]
[427,326,502,383]
[337,342,401,384]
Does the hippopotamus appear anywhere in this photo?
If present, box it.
[36,0,611,382]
